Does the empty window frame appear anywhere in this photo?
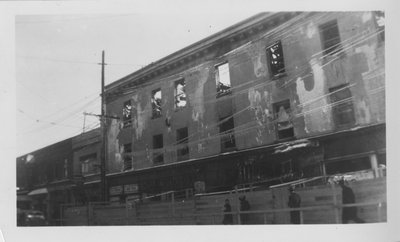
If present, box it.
[153,134,164,163]
[123,143,133,171]
[329,84,355,127]
[176,127,189,161]
[266,40,285,77]
[122,100,132,128]
[80,153,98,175]
[174,79,187,109]
[215,62,231,97]
[273,100,294,140]
[319,20,342,56]
[219,116,236,151]
[151,89,162,118]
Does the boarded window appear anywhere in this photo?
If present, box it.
[266,40,285,77]
[176,127,189,161]
[319,20,341,56]
[215,62,231,97]
[273,100,294,139]
[329,84,355,127]
[123,143,132,171]
[122,100,132,128]
[153,134,164,164]
[151,89,162,118]
[175,79,187,109]
[80,153,98,175]
[219,116,236,151]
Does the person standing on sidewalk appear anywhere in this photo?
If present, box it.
[222,199,233,225]
[339,179,365,223]
[288,185,301,224]
[239,195,250,224]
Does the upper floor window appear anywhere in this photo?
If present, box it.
[329,84,355,127]
[175,79,187,109]
[176,127,189,161]
[80,153,98,176]
[319,20,342,56]
[266,40,285,77]
[151,88,162,118]
[153,134,164,164]
[215,62,231,97]
[273,100,294,140]
[123,143,133,171]
[219,116,236,151]
[374,11,385,42]
[122,100,132,128]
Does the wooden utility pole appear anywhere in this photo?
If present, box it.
[100,50,107,202]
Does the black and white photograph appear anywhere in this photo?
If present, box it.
[1,1,399,242]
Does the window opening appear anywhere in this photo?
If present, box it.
[329,84,355,127]
[176,127,189,161]
[151,89,162,118]
[123,143,133,171]
[153,134,164,163]
[219,116,236,151]
[175,79,187,109]
[273,100,294,139]
[215,62,231,97]
[319,20,342,56]
[122,100,132,128]
[266,40,285,77]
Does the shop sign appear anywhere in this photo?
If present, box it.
[109,185,123,196]
[124,184,139,194]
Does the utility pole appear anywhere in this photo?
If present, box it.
[100,50,107,202]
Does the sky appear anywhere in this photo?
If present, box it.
[15,12,256,156]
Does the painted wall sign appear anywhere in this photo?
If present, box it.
[109,185,123,196]
[124,184,139,194]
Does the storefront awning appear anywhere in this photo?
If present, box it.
[28,188,48,196]
[274,139,318,154]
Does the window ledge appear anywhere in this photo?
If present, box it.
[271,72,287,80]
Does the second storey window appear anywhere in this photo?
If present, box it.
[266,40,285,77]
[329,84,355,127]
[122,100,132,128]
[151,89,162,118]
[176,127,189,161]
[215,62,231,97]
[273,100,294,140]
[175,79,187,109]
[319,20,342,56]
[123,143,133,171]
[153,134,164,164]
[219,116,236,151]
[80,153,98,176]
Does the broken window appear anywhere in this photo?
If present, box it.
[215,62,231,97]
[329,84,355,127]
[80,153,98,175]
[176,127,189,161]
[151,89,162,118]
[266,40,285,77]
[219,116,236,151]
[273,100,294,140]
[122,100,132,128]
[123,143,133,171]
[175,79,187,109]
[374,11,385,42]
[319,20,342,56]
[153,134,164,164]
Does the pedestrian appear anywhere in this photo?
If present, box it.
[288,185,301,224]
[239,195,250,224]
[339,179,365,223]
[222,199,233,225]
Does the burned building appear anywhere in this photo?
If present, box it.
[103,12,385,202]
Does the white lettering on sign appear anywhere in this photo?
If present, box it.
[109,186,123,195]
[124,184,139,194]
